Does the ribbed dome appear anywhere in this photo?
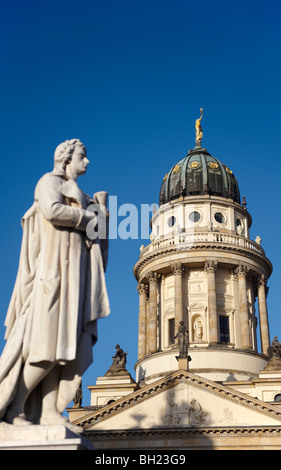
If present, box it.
[159,146,240,206]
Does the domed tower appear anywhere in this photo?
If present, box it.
[134,112,272,384]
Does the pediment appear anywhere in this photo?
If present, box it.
[73,371,281,431]
[187,302,207,311]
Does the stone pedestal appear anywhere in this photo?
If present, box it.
[86,372,138,409]
[263,357,281,371]
[0,423,94,450]
[176,355,191,371]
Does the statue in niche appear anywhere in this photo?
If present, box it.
[236,223,244,236]
[0,139,110,426]
[193,317,203,341]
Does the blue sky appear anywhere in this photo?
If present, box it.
[0,0,281,408]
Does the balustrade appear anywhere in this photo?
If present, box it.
[140,232,265,258]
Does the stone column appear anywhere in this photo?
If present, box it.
[147,272,160,355]
[171,262,185,334]
[236,265,251,349]
[257,274,270,354]
[204,260,218,344]
[137,282,148,360]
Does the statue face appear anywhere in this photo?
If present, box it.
[67,145,89,179]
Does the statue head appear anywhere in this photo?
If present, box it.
[53,139,88,178]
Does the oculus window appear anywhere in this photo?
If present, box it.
[214,212,225,224]
[167,216,176,227]
[189,211,201,223]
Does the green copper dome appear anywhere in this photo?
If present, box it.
[159,146,241,206]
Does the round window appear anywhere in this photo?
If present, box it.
[167,216,176,227]
[214,212,225,223]
[189,211,201,223]
[274,394,281,402]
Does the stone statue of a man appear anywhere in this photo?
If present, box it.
[0,139,110,426]
[105,344,128,375]
[175,321,189,356]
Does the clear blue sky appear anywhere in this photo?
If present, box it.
[0,0,281,408]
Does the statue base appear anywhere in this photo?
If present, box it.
[176,355,192,371]
[264,356,281,371]
[105,366,131,376]
[0,422,94,450]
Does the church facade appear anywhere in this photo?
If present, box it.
[68,120,281,450]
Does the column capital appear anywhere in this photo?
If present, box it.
[171,262,185,275]
[235,264,249,278]
[147,271,161,283]
[137,282,148,296]
[231,268,238,280]
[258,273,268,288]
[204,260,218,273]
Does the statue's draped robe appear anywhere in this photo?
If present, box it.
[0,173,110,420]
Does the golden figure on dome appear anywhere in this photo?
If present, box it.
[195,108,203,146]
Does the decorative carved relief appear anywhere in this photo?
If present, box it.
[189,399,210,426]
[216,408,235,425]
[165,391,180,425]
[188,270,201,279]
[190,282,202,293]
[164,391,210,427]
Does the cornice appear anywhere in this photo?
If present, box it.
[133,243,272,280]
[84,425,281,440]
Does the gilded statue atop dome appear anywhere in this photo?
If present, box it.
[195,108,203,146]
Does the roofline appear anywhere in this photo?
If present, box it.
[72,369,281,429]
